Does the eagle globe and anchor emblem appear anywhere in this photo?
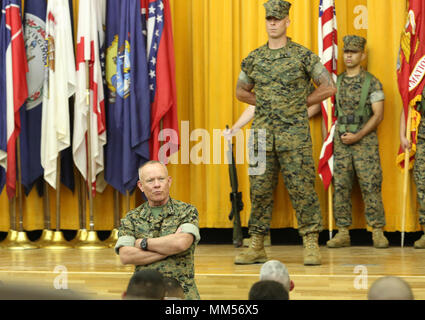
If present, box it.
[24,13,47,110]
[106,35,131,103]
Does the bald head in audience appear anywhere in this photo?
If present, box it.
[368,276,414,300]
[260,260,294,293]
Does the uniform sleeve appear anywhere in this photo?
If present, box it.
[240,53,255,84]
[370,77,385,104]
[303,50,328,83]
[238,70,254,85]
[114,214,136,255]
[179,223,201,245]
[181,205,199,227]
[178,205,200,244]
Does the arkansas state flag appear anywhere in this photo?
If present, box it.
[105,0,151,194]
[141,0,179,163]
[41,0,76,189]
[73,0,106,196]
[0,0,28,199]
[397,0,425,170]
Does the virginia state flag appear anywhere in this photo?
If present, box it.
[141,0,179,163]
[73,0,106,196]
[105,0,151,194]
[0,0,29,199]
[41,0,76,189]
[397,0,425,170]
[20,0,46,195]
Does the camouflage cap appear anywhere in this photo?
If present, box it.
[264,0,291,19]
[343,35,366,52]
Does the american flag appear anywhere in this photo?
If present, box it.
[141,0,179,163]
[318,0,338,190]
[142,0,165,103]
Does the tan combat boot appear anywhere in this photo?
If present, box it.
[303,232,321,266]
[372,228,389,248]
[326,227,350,248]
[242,233,271,247]
[414,234,425,249]
[234,234,267,265]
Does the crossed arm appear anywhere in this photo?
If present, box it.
[118,230,195,266]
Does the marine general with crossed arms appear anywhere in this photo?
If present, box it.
[327,35,389,248]
[234,0,336,266]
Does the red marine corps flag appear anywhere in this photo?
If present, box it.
[317,0,338,190]
[397,0,425,169]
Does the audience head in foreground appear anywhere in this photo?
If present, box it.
[368,276,414,300]
[163,277,185,300]
[123,269,166,300]
[249,280,289,300]
[260,260,294,292]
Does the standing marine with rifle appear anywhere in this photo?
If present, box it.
[226,126,244,247]
[227,0,336,266]
[326,35,389,249]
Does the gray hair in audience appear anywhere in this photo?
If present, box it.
[260,260,290,292]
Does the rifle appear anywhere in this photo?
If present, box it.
[226,125,243,247]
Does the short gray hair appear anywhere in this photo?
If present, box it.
[138,161,168,181]
[260,260,290,292]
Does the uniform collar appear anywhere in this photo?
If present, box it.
[264,37,293,59]
[141,197,174,219]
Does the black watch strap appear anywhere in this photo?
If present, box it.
[140,238,148,251]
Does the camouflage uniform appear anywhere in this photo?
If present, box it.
[414,105,425,226]
[115,198,200,300]
[333,67,386,228]
[241,38,325,237]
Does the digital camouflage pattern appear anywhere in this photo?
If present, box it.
[414,118,425,226]
[264,0,291,19]
[333,69,386,228]
[343,35,366,52]
[241,39,327,152]
[241,39,326,236]
[117,198,200,300]
[248,147,323,237]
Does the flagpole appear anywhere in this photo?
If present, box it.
[55,157,61,232]
[71,172,88,245]
[4,137,38,250]
[104,189,120,247]
[43,157,72,248]
[401,106,412,248]
[35,182,54,246]
[1,192,18,248]
[326,97,334,240]
[126,191,130,213]
[75,60,106,249]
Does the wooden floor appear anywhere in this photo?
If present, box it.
[1,244,425,300]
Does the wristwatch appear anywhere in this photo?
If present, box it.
[140,238,148,251]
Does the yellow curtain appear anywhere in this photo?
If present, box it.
[1,0,420,233]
